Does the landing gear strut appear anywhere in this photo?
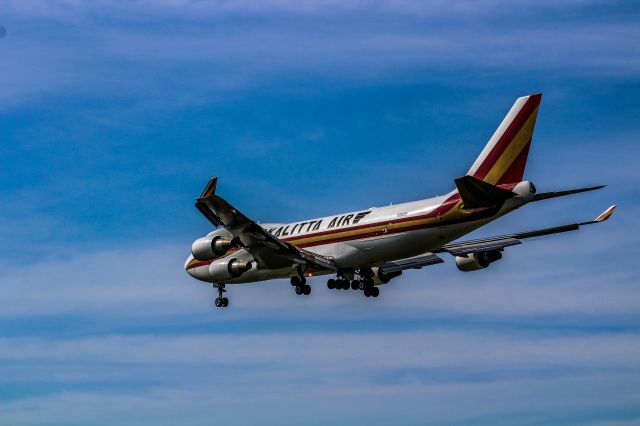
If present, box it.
[291,275,311,296]
[214,284,229,308]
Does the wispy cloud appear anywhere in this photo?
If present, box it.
[1,0,638,108]
[0,225,637,319]
[1,329,639,425]
[1,1,638,424]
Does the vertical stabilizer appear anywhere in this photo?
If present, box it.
[467,93,542,185]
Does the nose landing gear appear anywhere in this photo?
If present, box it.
[214,284,229,308]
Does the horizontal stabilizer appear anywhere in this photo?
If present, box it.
[533,185,605,202]
[455,175,517,209]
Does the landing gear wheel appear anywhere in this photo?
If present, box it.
[342,280,350,290]
[371,287,380,297]
[351,280,359,290]
[327,279,336,289]
[303,285,311,295]
[291,276,301,287]
[363,288,371,297]
[214,284,228,308]
[358,281,366,290]
[295,285,303,295]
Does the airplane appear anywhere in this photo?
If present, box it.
[185,93,616,308]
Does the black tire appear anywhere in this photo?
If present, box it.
[327,279,335,289]
[295,285,303,295]
[343,281,350,290]
[291,276,301,286]
[372,287,380,297]
[351,280,359,290]
[303,285,311,295]
[301,276,307,285]
[363,289,371,297]
[358,281,365,290]
[215,297,222,307]
[222,297,229,306]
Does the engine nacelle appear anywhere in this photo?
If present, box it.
[371,267,402,286]
[455,251,503,272]
[208,258,253,282]
[191,235,235,261]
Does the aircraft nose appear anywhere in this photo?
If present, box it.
[184,254,196,277]
[184,254,212,282]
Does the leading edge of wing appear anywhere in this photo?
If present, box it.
[438,205,617,256]
[194,177,338,272]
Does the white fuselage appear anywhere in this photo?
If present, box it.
[185,181,535,284]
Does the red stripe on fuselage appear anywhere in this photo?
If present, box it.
[185,185,520,270]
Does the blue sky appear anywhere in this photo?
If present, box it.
[1,0,639,424]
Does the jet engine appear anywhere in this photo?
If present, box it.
[455,251,503,272]
[371,267,402,285]
[191,235,235,261]
[208,258,253,282]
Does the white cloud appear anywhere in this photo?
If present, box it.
[2,330,639,367]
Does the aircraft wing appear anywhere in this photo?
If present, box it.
[437,205,616,256]
[195,177,337,272]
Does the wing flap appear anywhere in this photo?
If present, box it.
[443,237,521,256]
[380,253,444,274]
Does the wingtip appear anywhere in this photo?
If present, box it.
[595,205,617,222]
[199,177,218,198]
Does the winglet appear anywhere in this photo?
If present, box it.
[594,205,617,222]
[199,177,218,199]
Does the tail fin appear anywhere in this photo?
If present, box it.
[467,93,542,185]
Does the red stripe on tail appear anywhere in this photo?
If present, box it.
[496,139,531,185]
[473,94,541,181]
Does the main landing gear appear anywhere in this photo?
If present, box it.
[291,275,311,296]
[214,284,229,308]
[326,278,351,290]
[326,272,380,297]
